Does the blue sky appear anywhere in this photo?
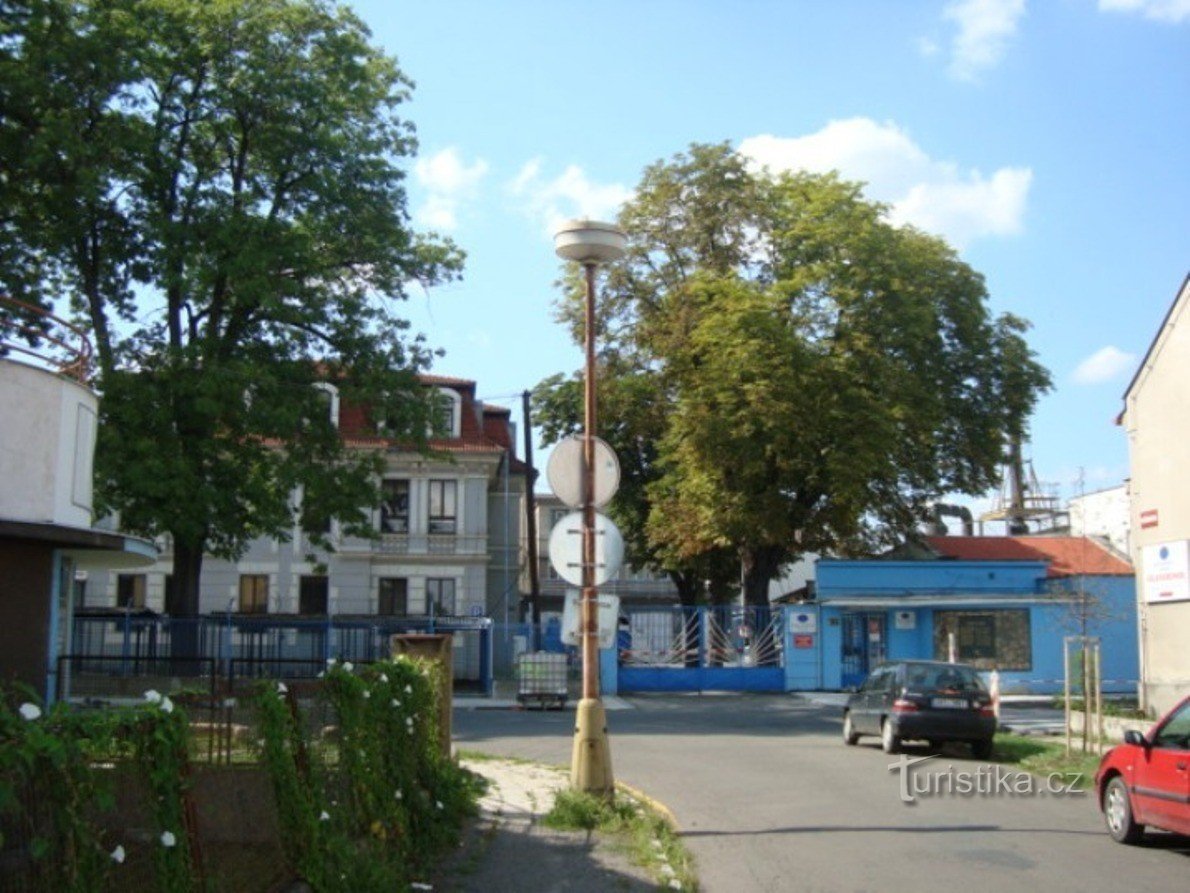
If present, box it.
[355,0,1188,510]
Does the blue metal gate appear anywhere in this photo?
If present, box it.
[617,606,785,692]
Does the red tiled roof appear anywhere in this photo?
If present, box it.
[923,536,1132,577]
[419,373,476,388]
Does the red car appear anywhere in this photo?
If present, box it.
[1095,694,1190,844]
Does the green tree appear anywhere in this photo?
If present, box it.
[546,143,1050,606]
[2,0,461,630]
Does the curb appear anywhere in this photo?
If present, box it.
[616,779,679,828]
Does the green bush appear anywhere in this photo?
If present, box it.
[0,688,195,893]
[255,657,483,891]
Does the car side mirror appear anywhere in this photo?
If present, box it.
[1123,729,1148,748]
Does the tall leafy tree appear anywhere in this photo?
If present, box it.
[2,0,461,629]
[542,143,1050,606]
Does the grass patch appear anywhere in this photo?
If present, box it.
[991,732,1104,790]
[544,788,696,891]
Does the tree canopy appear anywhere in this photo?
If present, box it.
[1,0,461,617]
[536,143,1050,605]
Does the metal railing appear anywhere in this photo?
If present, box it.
[0,294,93,383]
[66,612,494,695]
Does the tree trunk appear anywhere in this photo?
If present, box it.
[171,536,206,670]
[672,572,703,607]
[741,545,783,608]
[742,546,784,666]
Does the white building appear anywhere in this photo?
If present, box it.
[1068,484,1130,557]
[85,375,524,627]
[1120,273,1190,716]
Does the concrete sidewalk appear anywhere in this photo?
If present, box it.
[428,758,675,892]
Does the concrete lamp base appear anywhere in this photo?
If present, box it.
[570,698,615,797]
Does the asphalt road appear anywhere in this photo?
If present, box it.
[453,693,1189,893]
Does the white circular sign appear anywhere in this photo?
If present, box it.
[546,435,620,509]
[547,511,624,587]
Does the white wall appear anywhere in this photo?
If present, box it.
[0,360,96,528]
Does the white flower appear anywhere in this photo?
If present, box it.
[395,789,403,800]
[404,684,413,694]
[379,673,389,683]
[668,881,682,890]
[143,690,162,704]
[411,883,434,891]
[320,810,330,821]
[18,703,41,721]
[362,690,371,700]
[435,800,443,810]
[326,658,337,666]
[391,699,400,708]
[111,844,126,864]
[160,697,174,714]
[277,682,288,694]
[342,662,354,673]
[316,671,325,679]
[160,830,176,848]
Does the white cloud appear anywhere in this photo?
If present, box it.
[942,0,1026,81]
[414,147,488,230]
[508,159,632,237]
[1099,0,1190,23]
[738,118,1032,248]
[1072,345,1137,384]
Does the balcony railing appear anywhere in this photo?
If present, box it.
[376,533,488,555]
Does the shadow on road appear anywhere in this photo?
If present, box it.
[678,824,1105,838]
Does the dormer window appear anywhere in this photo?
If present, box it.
[431,387,461,439]
[313,382,340,428]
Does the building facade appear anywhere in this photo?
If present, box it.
[1121,273,1190,715]
[1,304,155,701]
[802,536,1137,694]
[84,375,524,649]
[1068,485,1130,557]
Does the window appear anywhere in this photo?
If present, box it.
[933,610,1031,671]
[299,575,329,615]
[117,574,146,610]
[378,578,408,616]
[313,382,339,427]
[431,388,460,438]
[381,479,410,533]
[426,578,456,617]
[1153,701,1190,749]
[239,575,269,614]
[428,480,457,534]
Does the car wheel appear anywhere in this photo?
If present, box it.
[843,712,859,745]
[1104,776,1145,844]
[881,718,900,754]
[971,738,994,760]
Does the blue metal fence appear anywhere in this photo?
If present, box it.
[64,611,494,696]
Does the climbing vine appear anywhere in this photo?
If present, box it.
[0,689,195,893]
[254,657,483,891]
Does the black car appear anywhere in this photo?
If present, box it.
[842,660,997,758]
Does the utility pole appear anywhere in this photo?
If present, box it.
[522,390,542,648]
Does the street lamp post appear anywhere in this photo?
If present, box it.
[554,219,626,796]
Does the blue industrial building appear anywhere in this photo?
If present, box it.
[785,536,1138,694]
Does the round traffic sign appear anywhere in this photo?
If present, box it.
[546,435,620,509]
[547,511,624,587]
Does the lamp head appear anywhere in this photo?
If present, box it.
[554,219,627,265]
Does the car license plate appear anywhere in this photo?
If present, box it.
[932,697,967,709]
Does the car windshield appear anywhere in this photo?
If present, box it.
[903,665,985,693]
